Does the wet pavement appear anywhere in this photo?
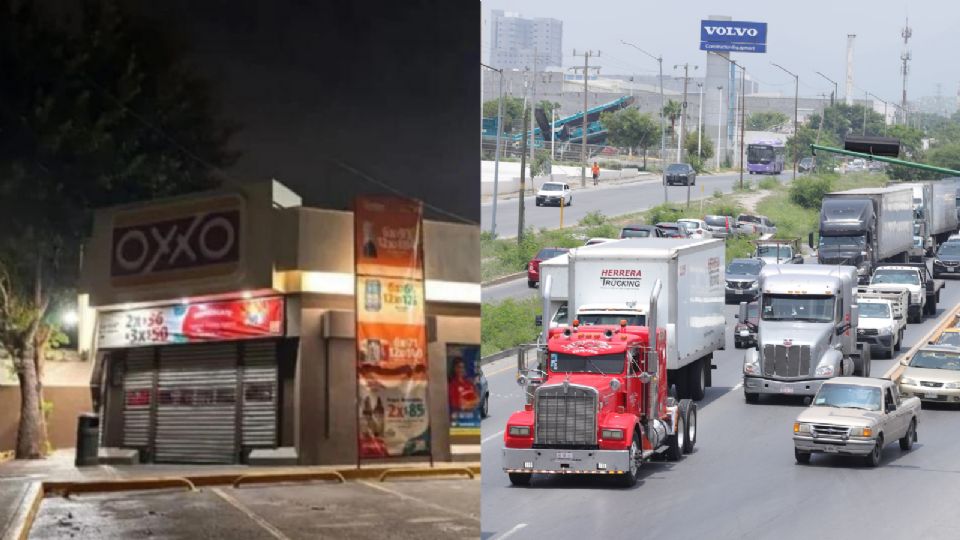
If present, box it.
[30,478,480,539]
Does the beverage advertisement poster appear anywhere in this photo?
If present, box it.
[97,297,284,348]
[354,195,430,459]
[447,344,482,428]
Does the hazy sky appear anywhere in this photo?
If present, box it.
[482,0,958,103]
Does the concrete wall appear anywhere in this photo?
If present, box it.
[0,386,93,452]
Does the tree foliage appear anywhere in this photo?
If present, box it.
[748,111,789,131]
[661,100,682,140]
[482,96,526,134]
[807,103,885,143]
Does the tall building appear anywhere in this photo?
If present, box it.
[489,10,562,70]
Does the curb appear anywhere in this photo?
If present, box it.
[4,463,481,539]
[882,303,960,381]
[482,271,527,288]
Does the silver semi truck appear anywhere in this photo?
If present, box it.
[817,186,913,283]
[742,265,870,403]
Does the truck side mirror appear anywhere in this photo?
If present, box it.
[738,301,748,323]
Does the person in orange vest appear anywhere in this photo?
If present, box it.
[591,162,600,186]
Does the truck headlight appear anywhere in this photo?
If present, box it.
[851,427,873,437]
[944,382,960,389]
[815,364,835,377]
[900,377,918,386]
[601,428,624,440]
[910,292,922,304]
[508,426,531,437]
[793,422,811,434]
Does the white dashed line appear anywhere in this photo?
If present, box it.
[496,523,529,539]
[482,430,505,444]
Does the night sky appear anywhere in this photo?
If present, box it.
[135,1,479,223]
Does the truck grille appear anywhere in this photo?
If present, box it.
[727,280,753,290]
[811,424,850,441]
[920,381,944,388]
[858,328,878,336]
[534,384,598,447]
[762,344,812,378]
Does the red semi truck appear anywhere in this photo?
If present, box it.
[502,280,698,487]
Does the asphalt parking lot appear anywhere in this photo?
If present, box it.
[29,478,479,539]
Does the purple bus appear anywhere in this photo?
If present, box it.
[747,140,786,174]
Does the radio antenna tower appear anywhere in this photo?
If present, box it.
[900,17,912,124]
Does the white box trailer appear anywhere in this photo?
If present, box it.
[542,238,726,400]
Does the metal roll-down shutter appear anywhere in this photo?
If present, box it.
[122,348,155,449]
[241,341,278,447]
[155,344,238,463]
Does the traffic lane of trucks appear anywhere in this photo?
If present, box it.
[481,296,960,540]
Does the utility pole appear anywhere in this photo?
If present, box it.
[518,106,529,243]
[481,63,503,236]
[863,91,868,136]
[816,71,838,107]
[529,49,538,181]
[571,49,600,187]
[901,19,912,125]
[696,82,704,159]
[620,40,666,203]
[675,63,692,161]
[771,62,798,181]
[716,86,723,170]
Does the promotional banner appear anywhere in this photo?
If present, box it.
[447,344,482,428]
[699,20,768,53]
[355,195,430,459]
[98,297,284,348]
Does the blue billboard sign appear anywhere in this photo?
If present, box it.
[699,20,767,53]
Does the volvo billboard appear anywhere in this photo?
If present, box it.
[699,20,767,53]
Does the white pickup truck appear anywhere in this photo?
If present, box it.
[793,377,920,467]
[868,264,943,323]
[856,288,908,359]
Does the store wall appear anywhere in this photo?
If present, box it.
[0,386,93,452]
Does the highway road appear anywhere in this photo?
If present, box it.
[481,171,769,238]
[480,268,960,540]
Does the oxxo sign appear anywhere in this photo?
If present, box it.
[699,20,767,53]
[110,195,243,286]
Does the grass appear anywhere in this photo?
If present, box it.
[482,296,542,357]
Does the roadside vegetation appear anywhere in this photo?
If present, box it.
[481,296,542,357]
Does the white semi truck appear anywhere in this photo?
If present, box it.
[539,238,726,400]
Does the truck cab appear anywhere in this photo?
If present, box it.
[818,198,873,281]
[742,265,870,403]
[503,285,699,487]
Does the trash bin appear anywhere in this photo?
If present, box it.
[75,412,100,467]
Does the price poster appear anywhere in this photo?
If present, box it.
[98,297,284,348]
[354,195,430,459]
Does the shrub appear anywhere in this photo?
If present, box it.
[713,189,723,199]
[725,234,755,262]
[758,177,779,190]
[647,204,683,224]
[789,175,834,209]
[482,297,542,356]
[579,211,607,227]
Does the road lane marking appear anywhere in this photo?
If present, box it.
[496,523,528,539]
[358,481,480,522]
[211,487,292,540]
[482,430,505,444]
[733,382,743,390]
[486,363,518,377]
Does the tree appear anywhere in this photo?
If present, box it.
[0,0,238,458]
[683,130,714,171]
[808,103,885,143]
[748,111,789,131]
[661,100,682,142]
[599,108,659,168]
[482,96,525,134]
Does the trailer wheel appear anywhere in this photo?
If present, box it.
[619,431,641,487]
[680,399,697,454]
[508,473,532,486]
[926,298,936,316]
[687,359,706,401]
[665,414,684,462]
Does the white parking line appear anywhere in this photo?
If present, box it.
[211,487,292,540]
[496,523,528,539]
[482,430,505,444]
[358,481,480,522]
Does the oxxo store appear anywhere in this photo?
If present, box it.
[78,181,480,465]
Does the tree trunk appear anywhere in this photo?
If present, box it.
[16,350,44,459]
[643,148,648,169]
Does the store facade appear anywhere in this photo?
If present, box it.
[77,181,480,465]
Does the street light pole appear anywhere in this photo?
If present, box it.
[697,82,704,159]
[815,71,838,107]
[481,62,503,236]
[621,40,666,203]
[771,62,799,181]
[716,86,723,170]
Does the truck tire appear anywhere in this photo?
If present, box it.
[687,359,706,401]
[885,339,895,360]
[863,435,883,467]
[926,298,937,316]
[895,330,903,352]
[744,391,759,404]
[794,448,811,465]
[899,419,916,451]
[680,399,697,454]
[665,414,685,462]
[508,472,532,486]
[527,280,536,288]
[620,431,641,487]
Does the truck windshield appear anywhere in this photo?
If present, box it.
[727,260,761,275]
[761,294,835,323]
[578,314,645,326]
[859,303,890,319]
[871,270,919,286]
[813,384,881,411]
[819,236,865,249]
[549,352,625,374]
[908,351,960,371]
[757,245,791,259]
